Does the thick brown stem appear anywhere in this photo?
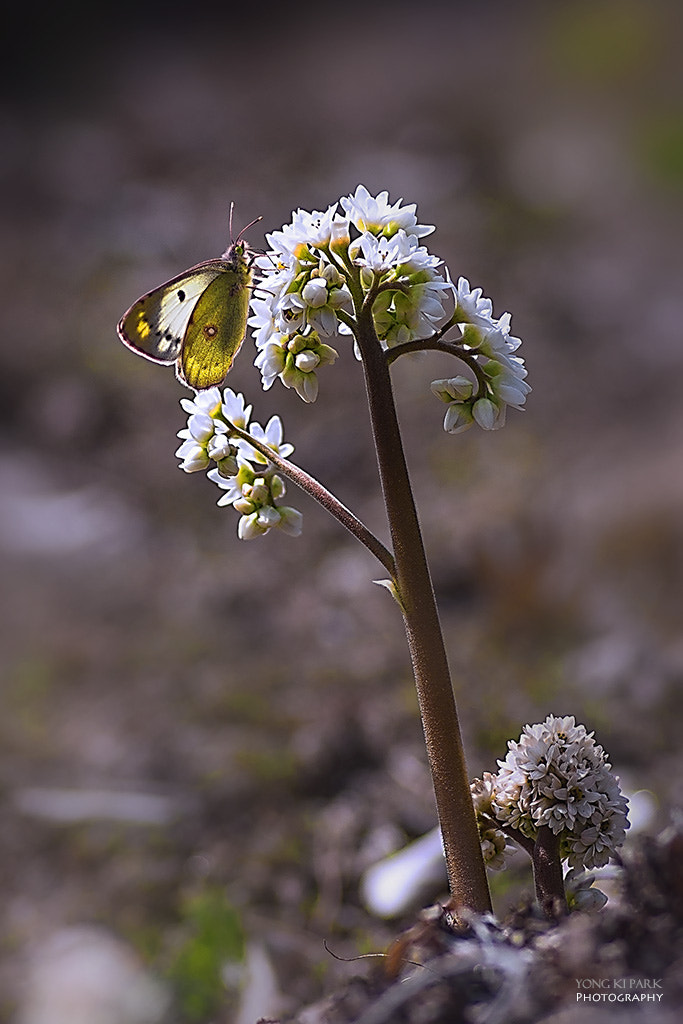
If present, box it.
[355,306,491,917]
[533,826,568,920]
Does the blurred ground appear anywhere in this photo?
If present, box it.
[1,1,683,1020]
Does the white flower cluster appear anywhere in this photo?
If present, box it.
[430,278,531,433]
[471,715,630,872]
[175,387,302,540]
[250,185,529,431]
[249,185,451,396]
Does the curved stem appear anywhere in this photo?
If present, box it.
[226,420,396,578]
[386,337,491,400]
[385,337,469,366]
[353,304,491,917]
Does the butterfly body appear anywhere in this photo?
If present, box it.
[117,239,253,391]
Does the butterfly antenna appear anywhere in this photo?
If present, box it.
[228,201,235,243]
[236,214,263,242]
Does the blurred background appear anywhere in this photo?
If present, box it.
[2,1,682,1020]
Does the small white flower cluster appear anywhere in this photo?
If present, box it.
[249,185,453,399]
[471,715,630,872]
[470,772,514,870]
[175,387,302,540]
[250,186,529,430]
[430,278,531,433]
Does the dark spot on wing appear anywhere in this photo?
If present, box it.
[177,289,186,301]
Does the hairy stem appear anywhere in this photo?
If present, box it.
[226,420,396,577]
[532,826,567,920]
[354,304,491,917]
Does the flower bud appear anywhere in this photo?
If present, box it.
[187,413,214,443]
[215,455,239,478]
[176,441,210,473]
[278,506,303,536]
[256,506,281,529]
[431,377,473,403]
[270,474,286,500]
[295,350,320,373]
[238,512,263,540]
[443,403,474,434]
[250,479,270,504]
[207,434,233,461]
[472,397,500,430]
[302,278,329,308]
[329,215,351,255]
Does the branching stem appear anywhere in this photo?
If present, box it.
[226,420,396,578]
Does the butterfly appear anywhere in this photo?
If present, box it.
[117,213,261,391]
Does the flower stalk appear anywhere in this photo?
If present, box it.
[354,302,491,916]
[225,418,395,576]
[533,826,568,919]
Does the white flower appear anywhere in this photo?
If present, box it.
[302,277,329,308]
[480,826,510,870]
[244,415,294,464]
[278,270,351,338]
[175,439,210,473]
[484,357,531,410]
[251,188,529,432]
[254,335,288,391]
[353,231,409,274]
[206,433,232,462]
[471,772,498,816]
[221,465,302,541]
[265,203,341,257]
[209,469,243,504]
[186,412,214,443]
[175,387,252,474]
[175,387,302,539]
[341,184,434,238]
[238,511,266,540]
[221,388,252,429]
[452,276,498,332]
[179,386,223,418]
[295,350,320,373]
[353,229,443,277]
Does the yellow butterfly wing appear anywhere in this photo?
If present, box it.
[117,242,252,391]
[117,262,229,366]
[178,257,252,390]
